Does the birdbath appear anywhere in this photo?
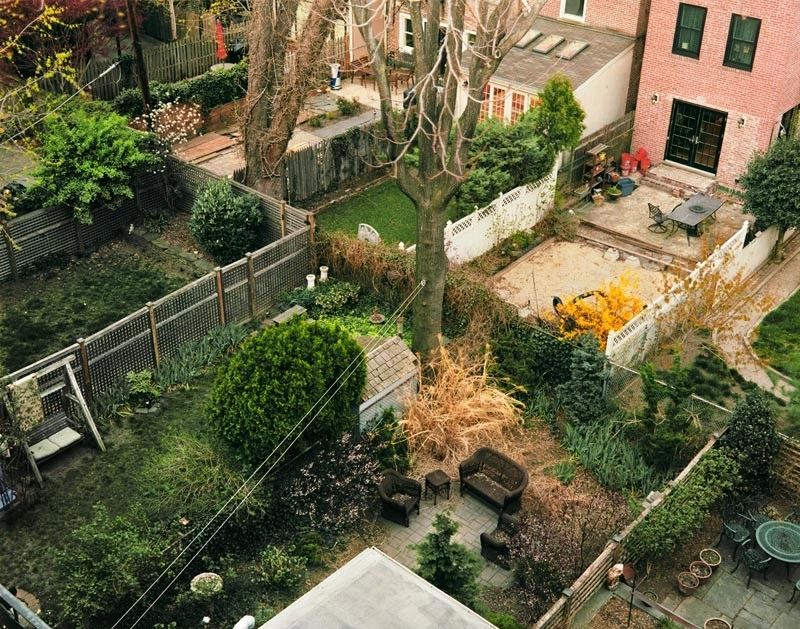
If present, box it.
[369,306,386,325]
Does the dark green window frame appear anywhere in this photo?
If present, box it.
[724,14,761,71]
[672,3,707,59]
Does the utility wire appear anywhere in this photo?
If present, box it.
[1,62,120,147]
[111,280,426,629]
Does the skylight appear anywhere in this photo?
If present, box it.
[532,34,564,54]
[556,40,589,60]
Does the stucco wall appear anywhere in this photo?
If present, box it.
[574,45,634,136]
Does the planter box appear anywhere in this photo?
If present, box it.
[205,99,243,132]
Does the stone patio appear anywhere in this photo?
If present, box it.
[377,482,514,588]
[658,543,800,628]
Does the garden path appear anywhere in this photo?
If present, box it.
[714,232,800,402]
[378,486,513,589]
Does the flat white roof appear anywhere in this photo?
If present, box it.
[261,547,494,629]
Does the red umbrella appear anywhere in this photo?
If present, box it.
[215,19,227,62]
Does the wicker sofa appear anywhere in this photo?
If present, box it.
[459,447,528,514]
[480,512,520,569]
[378,469,421,527]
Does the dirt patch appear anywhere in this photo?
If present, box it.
[491,239,673,316]
[591,594,661,628]
[157,212,214,264]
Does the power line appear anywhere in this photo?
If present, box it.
[111,280,426,629]
[1,62,120,147]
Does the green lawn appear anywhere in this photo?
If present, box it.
[0,241,187,374]
[753,288,800,382]
[318,180,418,244]
[318,180,459,245]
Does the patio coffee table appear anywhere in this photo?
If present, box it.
[424,469,451,506]
[756,520,800,579]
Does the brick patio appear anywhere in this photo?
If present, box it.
[376,482,514,588]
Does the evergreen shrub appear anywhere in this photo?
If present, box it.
[206,319,365,463]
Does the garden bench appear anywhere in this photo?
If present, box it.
[459,447,528,514]
[271,305,307,326]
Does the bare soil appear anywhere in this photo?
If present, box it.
[491,239,672,316]
[591,595,661,629]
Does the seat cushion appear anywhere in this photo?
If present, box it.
[29,427,82,461]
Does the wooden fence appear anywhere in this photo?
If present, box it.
[776,434,800,498]
[0,173,166,282]
[0,158,308,283]
[535,434,722,628]
[557,111,636,190]
[0,226,312,416]
[284,122,386,204]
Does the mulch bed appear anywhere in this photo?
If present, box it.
[591,595,661,629]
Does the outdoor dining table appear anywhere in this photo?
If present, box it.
[664,193,724,245]
[755,520,800,579]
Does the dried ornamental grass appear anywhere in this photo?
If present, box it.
[400,343,524,466]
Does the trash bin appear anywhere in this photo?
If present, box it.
[330,63,342,90]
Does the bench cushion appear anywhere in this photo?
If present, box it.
[29,427,82,461]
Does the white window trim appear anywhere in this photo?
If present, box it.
[560,0,587,22]
[484,85,539,123]
[399,13,475,54]
[399,14,414,55]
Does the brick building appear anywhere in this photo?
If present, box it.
[632,1,800,187]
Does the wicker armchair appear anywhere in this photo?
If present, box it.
[379,469,421,527]
[480,513,520,569]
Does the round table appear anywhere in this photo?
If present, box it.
[755,521,800,578]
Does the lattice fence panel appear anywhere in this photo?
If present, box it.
[252,231,311,312]
[154,275,219,360]
[79,202,137,249]
[135,172,169,216]
[85,310,154,395]
[9,208,76,270]
[221,260,250,324]
[0,245,10,280]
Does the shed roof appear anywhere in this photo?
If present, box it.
[491,16,635,93]
[361,336,417,402]
[261,548,494,629]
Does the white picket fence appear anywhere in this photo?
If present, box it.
[439,163,558,264]
[604,220,781,365]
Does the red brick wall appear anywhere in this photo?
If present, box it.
[539,0,651,37]
[632,0,800,186]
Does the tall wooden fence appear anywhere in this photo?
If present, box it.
[284,122,386,204]
[557,111,636,190]
[0,227,312,417]
[0,173,166,282]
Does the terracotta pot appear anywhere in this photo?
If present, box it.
[699,548,722,570]
[704,619,731,629]
[677,571,699,595]
[690,560,712,583]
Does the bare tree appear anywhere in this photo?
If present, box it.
[352,0,548,356]
[243,0,344,192]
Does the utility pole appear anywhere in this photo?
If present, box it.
[125,0,152,118]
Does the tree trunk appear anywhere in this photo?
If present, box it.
[412,194,449,357]
[774,227,786,261]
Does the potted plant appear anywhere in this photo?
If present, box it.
[699,548,722,570]
[689,560,712,584]
[704,619,731,629]
[677,571,699,595]
[605,185,622,200]
[592,190,605,206]
[609,171,620,183]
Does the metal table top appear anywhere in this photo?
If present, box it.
[756,520,800,563]
[666,193,724,228]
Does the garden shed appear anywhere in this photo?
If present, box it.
[359,336,417,431]
[261,547,493,628]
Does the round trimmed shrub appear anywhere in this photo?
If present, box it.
[188,179,265,263]
[207,319,365,463]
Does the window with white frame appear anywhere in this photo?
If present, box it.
[561,0,587,21]
[481,85,540,123]
[400,14,414,53]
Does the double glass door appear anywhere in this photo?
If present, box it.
[665,101,727,173]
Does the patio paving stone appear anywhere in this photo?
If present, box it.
[673,594,720,623]
[700,574,750,615]
[735,607,773,629]
[743,589,784,626]
[377,488,512,587]
[772,610,800,629]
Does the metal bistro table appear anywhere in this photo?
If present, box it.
[665,193,724,245]
[755,520,800,579]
